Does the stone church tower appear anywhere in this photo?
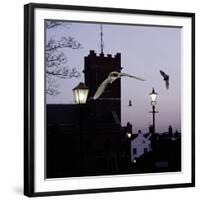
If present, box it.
[83,50,122,121]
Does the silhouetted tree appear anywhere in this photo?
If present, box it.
[46,21,70,29]
[46,20,81,95]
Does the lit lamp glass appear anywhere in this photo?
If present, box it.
[127,132,132,139]
[149,88,157,104]
[73,82,89,104]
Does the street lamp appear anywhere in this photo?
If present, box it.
[73,82,89,104]
[149,88,159,134]
[127,132,132,139]
[149,88,157,105]
[72,82,89,175]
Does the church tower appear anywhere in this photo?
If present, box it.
[83,51,122,122]
[84,50,122,99]
[83,24,122,121]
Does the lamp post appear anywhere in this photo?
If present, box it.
[126,131,133,165]
[73,82,89,175]
[149,88,158,134]
[73,82,89,104]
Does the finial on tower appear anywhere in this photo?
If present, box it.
[100,24,104,54]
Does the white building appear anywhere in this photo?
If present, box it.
[131,130,152,162]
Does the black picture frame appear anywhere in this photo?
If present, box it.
[24,3,195,197]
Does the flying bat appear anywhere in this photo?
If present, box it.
[93,71,145,100]
[160,70,169,89]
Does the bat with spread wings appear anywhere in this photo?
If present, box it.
[93,71,145,100]
[160,70,169,89]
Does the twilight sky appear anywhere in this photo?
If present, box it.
[46,21,181,133]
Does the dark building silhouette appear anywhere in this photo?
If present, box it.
[46,50,132,178]
[46,105,81,178]
[46,50,181,178]
[133,126,181,173]
[168,125,173,137]
[149,125,154,134]
[125,122,132,133]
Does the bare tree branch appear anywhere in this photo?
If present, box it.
[45,20,82,95]
[46,37,81,51]
[46,67,80,78]
[46,21,71,29]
